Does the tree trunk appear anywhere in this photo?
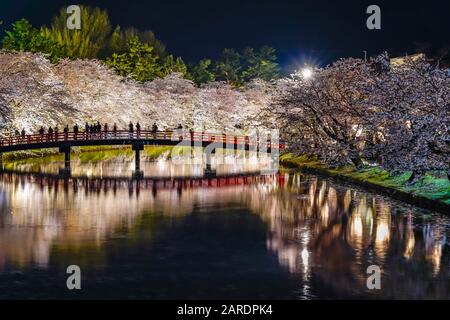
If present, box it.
[406,171,420,185]
[349,150,363,169]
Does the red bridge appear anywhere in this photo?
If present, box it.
[0,130,284,178]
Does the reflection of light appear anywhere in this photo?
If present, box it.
[375,221,389,244]
[353,215,363,238]
[321,203,329,225]
[367,207,374,238]
[374,203,391,262]
[423,224,445,277]
[343,190,351,212]
[404,233,415,260]
[429,246,442,276]
[404,214,415,260]
[347,198,367,262]
[301,247,309,267]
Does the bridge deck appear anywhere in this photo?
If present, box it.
[0,130,284,153]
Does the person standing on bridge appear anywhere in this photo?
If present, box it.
[85,122,89,139]
[48,127,54,141]
[113,123,118,137]
[21,128,25,141]
[129,122,134,139]
[38,126,45,142]
[54,126,59,141]
[64,125,69,140]
[73,123,79,140]
[152,122,158,139]
[96,122,101,137]
[177,124,183,140]
[136,122,141,138]
[103,123,109,138]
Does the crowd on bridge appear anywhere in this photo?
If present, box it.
[12,122,189,142]
[1,123,281,150]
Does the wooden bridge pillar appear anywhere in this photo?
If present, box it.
[58,144,71,176]
[132,143,144,179]
[204,148,216,177]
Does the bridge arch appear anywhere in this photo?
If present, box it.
[0,130,284,178]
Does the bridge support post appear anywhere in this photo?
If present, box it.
[132,143,144,179]
[58,144,71,176]
[204,148,216,177]
[0,153,3,171]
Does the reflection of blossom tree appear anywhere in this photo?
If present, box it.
[0,171,448,298]
[423,223,447,276]
[243,174,449,298]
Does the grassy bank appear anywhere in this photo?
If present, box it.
[280,153,450,213]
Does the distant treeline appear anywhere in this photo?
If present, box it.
[0,6,279,85]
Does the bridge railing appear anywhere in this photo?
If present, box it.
[0,130,284,150]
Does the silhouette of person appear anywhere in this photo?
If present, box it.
[152,122,158,139]
[129,122,134,138]
[136,122,141,137]
[177,124,183,140]
[38,126,45,141]
[48,127,54,141]
[113,123,118,137]
[63,125,69,140]
[73,123,79,140]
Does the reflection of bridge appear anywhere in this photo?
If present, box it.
[0,170,285,195]
[0,131,284,178]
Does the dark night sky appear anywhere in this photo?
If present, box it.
[0,0,449,70]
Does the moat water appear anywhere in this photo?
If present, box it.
[0,156,448,299]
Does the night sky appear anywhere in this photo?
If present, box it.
[1,0,449,70]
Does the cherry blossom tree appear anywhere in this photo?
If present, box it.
[366,55,450,181]
[271,53,449,179]
[0,51,273,135]
[1,51,447,181]
[270,58,375,167]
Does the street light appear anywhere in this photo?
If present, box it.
[301,67,313,79]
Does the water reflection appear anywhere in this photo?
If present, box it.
[0,167,449,299]
[4,152,275,178]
